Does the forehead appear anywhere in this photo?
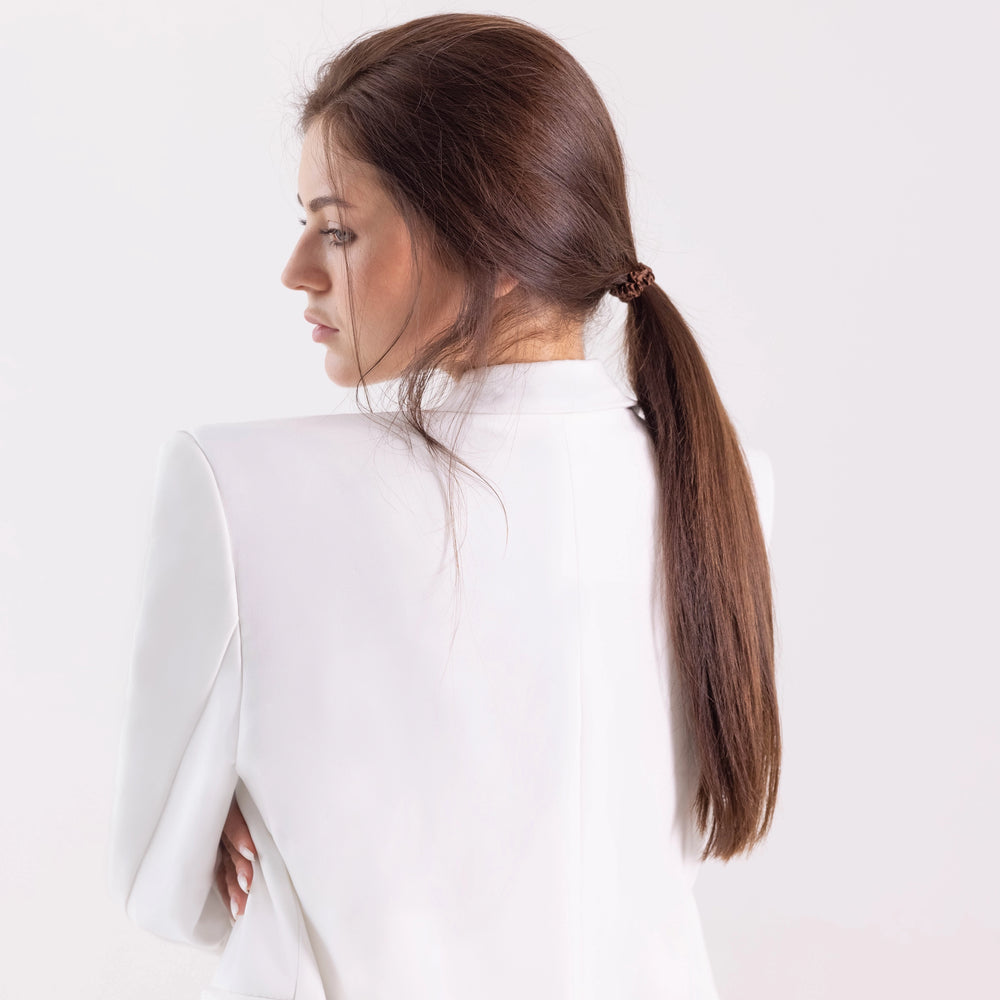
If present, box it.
[298,123,382,202]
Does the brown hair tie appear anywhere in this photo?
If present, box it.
[609,263,655,303]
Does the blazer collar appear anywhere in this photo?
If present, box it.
[430,359,638,414]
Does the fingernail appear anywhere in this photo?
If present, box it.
[237,872,249,893]
[230,896,239,919]
[238,846,255,861]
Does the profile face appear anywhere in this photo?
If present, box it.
[281,121,464,386]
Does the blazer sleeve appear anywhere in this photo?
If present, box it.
[108,429,242,950]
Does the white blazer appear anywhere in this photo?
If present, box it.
[109,358,774,1000]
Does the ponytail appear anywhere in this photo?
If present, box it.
[624,279,781,861]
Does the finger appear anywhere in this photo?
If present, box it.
[221,828,254,894]
[222,800,257,892]
[220,845,247,918]
[223,797,258,861]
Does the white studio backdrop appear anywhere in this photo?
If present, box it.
[1,1,997,997]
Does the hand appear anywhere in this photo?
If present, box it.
[214,795,257,920]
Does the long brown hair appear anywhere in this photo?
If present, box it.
[293,12,779,860]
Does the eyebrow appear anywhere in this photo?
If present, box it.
[297,193,353,211]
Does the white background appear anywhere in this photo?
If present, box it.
[1,1,997,997]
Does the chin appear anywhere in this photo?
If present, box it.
[323,349,397,388]
[323,350,355,388]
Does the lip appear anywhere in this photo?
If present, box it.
[305,311,339,342]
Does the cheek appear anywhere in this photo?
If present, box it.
[351,242,418,331]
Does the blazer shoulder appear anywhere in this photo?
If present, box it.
[181,411,390,463]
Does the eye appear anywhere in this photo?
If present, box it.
[297,218,354,247]
[320,227,354,246]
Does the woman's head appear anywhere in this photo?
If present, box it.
[284,12,639,386]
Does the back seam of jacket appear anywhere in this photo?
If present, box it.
[560,416,584,1000]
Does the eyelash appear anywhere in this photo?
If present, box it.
[297,218,354,246]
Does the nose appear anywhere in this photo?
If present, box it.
[280,236,329,292]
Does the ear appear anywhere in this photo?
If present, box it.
[494,273,519,299]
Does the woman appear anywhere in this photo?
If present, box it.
[109,12,779,999]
